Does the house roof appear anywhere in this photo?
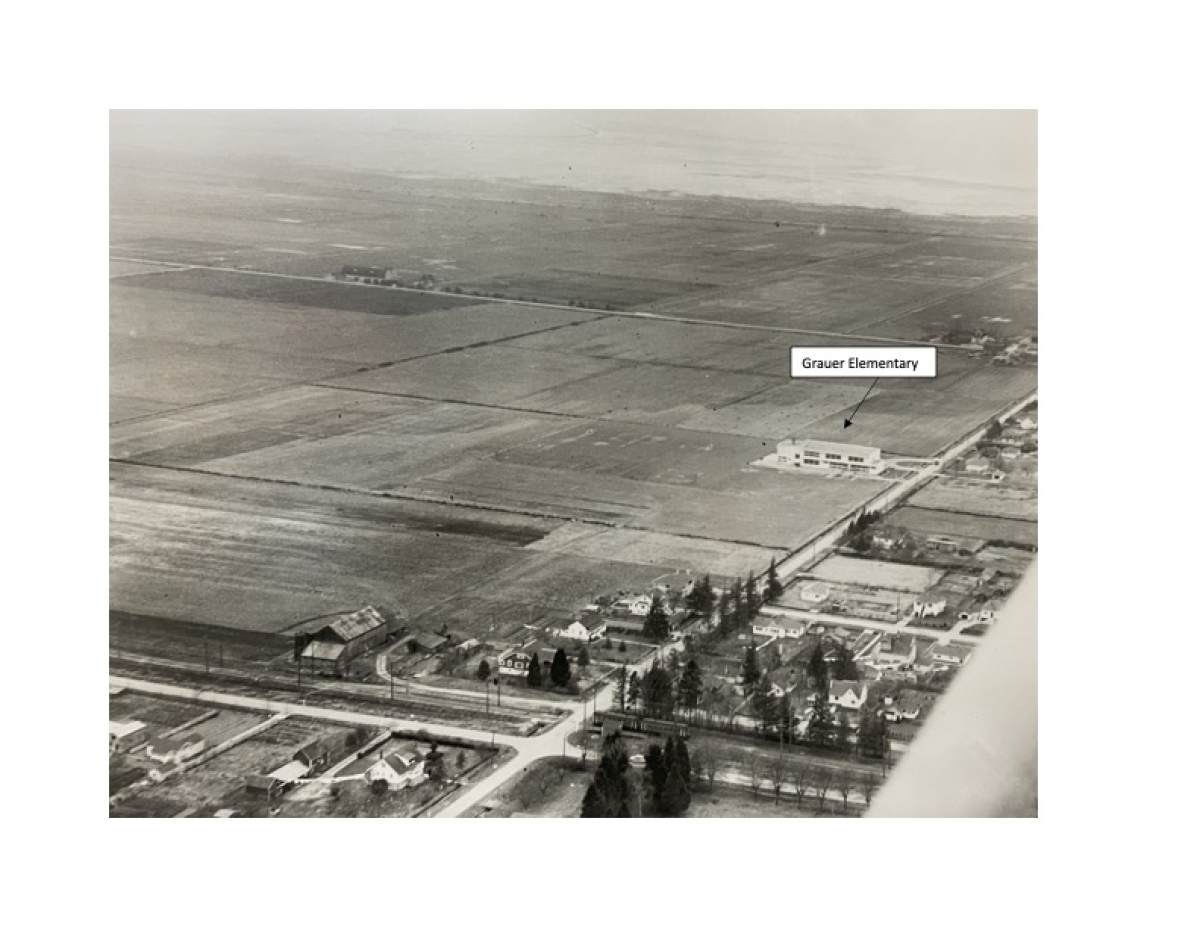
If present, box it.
[830,680,867,700]
[380,748,423,775]
[929,643,972,661]
[302,640,346,661]
[575,611,607,630]
[324,605,388,642]
[410,631,448,651]
[268,760,309,783]
[109,720,146,737]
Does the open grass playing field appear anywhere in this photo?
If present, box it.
[885,506,1039,547]
[110,157,1034,659]
[909,477,1038,521]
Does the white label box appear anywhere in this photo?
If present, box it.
[790,346,937,378]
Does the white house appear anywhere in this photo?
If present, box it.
[365,748,427,791]
[960,607,996,626]
[556,610,607,642]
[798,581,831,605]
[884,691,928,722]
[828,681,870,712]
[109,719,147,754]
[927,642,973,666]
[627,594,654,617]
[752,615,807,639]
[1016,413,1037,430]
[964,456,992,474]
[911,597,947,620]
[145,734,206,766]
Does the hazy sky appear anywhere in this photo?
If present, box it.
[112,110,1036,216]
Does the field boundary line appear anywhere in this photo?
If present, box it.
[109,254,981,350]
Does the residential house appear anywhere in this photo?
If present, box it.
[293,733,348,773]
[869,634,918,670]
[145,734,206,766]
[401,630,450,654]
[911,596,948,620]
[365,748,427,791]
[109,719,148,754]
[884,690,935,722]
[964,456,992,474]
[926,642,973,666]
[752,614,807,639]
[812,680,870,712]
[498,648,535,677]
[764,667,802,698]
[555,610,608,642]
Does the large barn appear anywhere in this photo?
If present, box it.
[296,605,403,677]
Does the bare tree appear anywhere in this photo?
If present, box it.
[746,755,764,799]
[705,749,721,792]
[832,769,856,816]
[861,772,881,810]
[813,770,832,814]
[768,755,787,804]
[788,762,812,809]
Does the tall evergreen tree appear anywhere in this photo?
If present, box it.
[476,658,491,682]
[741,644,761,695]
[581,782,606,817]
[614,663,628,712]
[727,576,744,629]
[716,588,734,635]
[832,643,859,681]
[642,594,671,642]
[764,558,784,604]
[550,647,572,688]
[641,661,675,719]
[744,571,760,623]
[526,652,543,689]
[581,732,636,817]
[807,640,829,697]
[677,659,703,715]
[857,696,891,760]
[658,737,692,816]
[626,671,641,712]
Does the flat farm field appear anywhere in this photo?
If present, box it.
[909,477,1037,521]
[109,164,1034,654]
[885,506,1039,547]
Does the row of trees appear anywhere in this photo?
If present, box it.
[581,731,883,817]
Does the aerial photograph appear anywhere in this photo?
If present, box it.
[109,110,1037,818]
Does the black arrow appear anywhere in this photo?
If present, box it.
[843,378,879,428]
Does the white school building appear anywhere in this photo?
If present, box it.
[775,439,884,475]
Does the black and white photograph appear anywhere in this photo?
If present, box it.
[14,3,1200,924]
[107,110,1037,819]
